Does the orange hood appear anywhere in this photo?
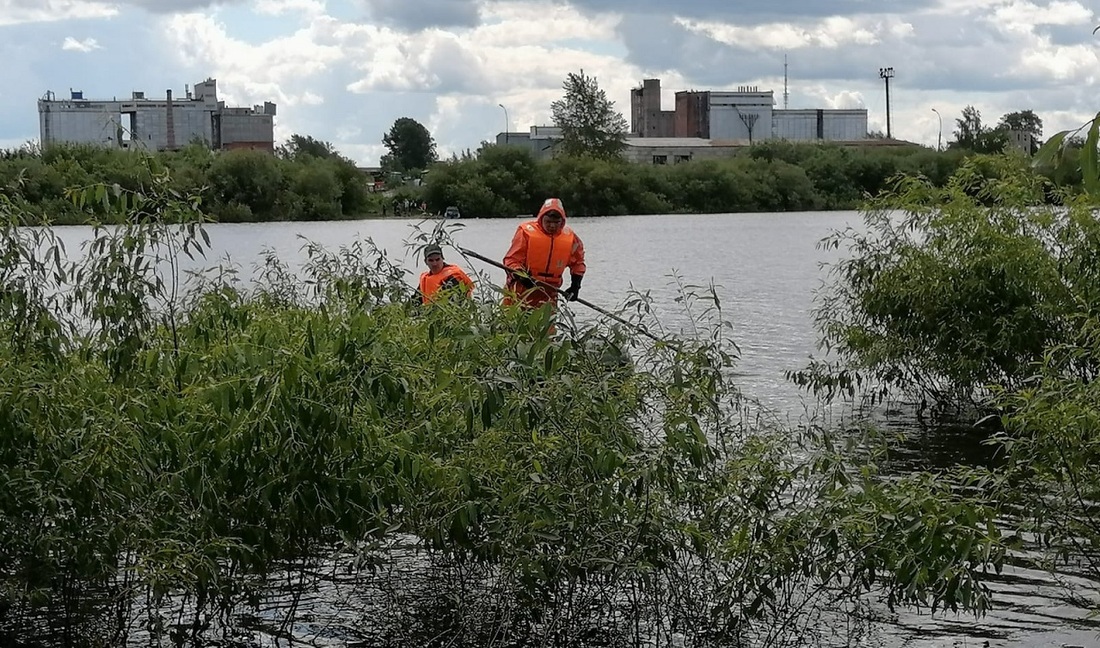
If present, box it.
[536,197,567,232]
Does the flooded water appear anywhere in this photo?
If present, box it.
[24,211,1100,647]
[49,211,838,412]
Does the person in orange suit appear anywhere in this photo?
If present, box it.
[502,197,585,310]
[418,244,474,304]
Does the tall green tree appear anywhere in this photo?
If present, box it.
[949,106,1007,154]
[277,134,339,160]
[950,106,984,150]
[381,117,437,172]
[998,110,1043,154]
[551,70,628,160]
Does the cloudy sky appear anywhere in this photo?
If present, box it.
[1,0,1097,165]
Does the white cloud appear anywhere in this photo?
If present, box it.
[252,0,325,17]
[827,90,867,109]
[61,36,101,52]
[165,12,345,105]
[969,1,1098,84]
[928,0,1016,17]
[990,0,1094,32]
[1018,41,1099,80]
[888,21,916,38]
[0,0,117,26]
[672,15,913,50]
[427,95,476,142]
[1,0,1099,162]
[339,2,627,97]
[475,1,621,46]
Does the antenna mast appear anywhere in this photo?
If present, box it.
[783,54,789,109]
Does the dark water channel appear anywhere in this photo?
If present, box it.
[11,211,1098,647]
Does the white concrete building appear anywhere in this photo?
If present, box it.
[38,79,277,152]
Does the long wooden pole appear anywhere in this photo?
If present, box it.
[458,246,672,346]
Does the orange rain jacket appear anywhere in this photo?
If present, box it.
[503,198,586,308]
[419,264,474,304]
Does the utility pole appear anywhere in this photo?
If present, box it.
[498,103,509,144]
[783,54,789,109]
[931,107,942,151]
[879,67,894,139]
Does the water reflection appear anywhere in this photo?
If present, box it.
[879,414,1002,473]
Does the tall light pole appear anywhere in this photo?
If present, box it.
[879,66,894,139]
[498,103,509,145]
[931,107,942,151]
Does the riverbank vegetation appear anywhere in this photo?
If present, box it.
[795,113,1100,611]
[0,130,1086,225]
[0,178,1006,646]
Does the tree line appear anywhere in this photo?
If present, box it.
[0,135,383,224]
[424,141,970,218]
[0,136,1056,225]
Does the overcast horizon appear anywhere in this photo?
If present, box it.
[2,0,1097,165]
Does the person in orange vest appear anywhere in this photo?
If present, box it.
[418,244,474,304]
[503,197,585,310]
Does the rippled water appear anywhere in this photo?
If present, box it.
[24,211,1100,647]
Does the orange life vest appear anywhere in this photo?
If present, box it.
[419,265,473,304]
[521,222,577,286]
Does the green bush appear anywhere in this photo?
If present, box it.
[208,149,284,217]
[797,154,1090,409]
[286,160,342,221]
[0,180,1005,646]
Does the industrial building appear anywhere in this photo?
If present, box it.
[1005,129,1036,155]
[631,79,676,138]
[495,129,752,164]
[631,78,867,144]
[495,125,562,159]
[37,79,277,153]
[620,138,746,165]
[497,78,883,165]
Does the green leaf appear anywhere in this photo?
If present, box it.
[1081,111,1100,197]
[1033,130,1068,169]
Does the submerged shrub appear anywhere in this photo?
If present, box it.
[796,149,1100,616]
[795,155,1092,411]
